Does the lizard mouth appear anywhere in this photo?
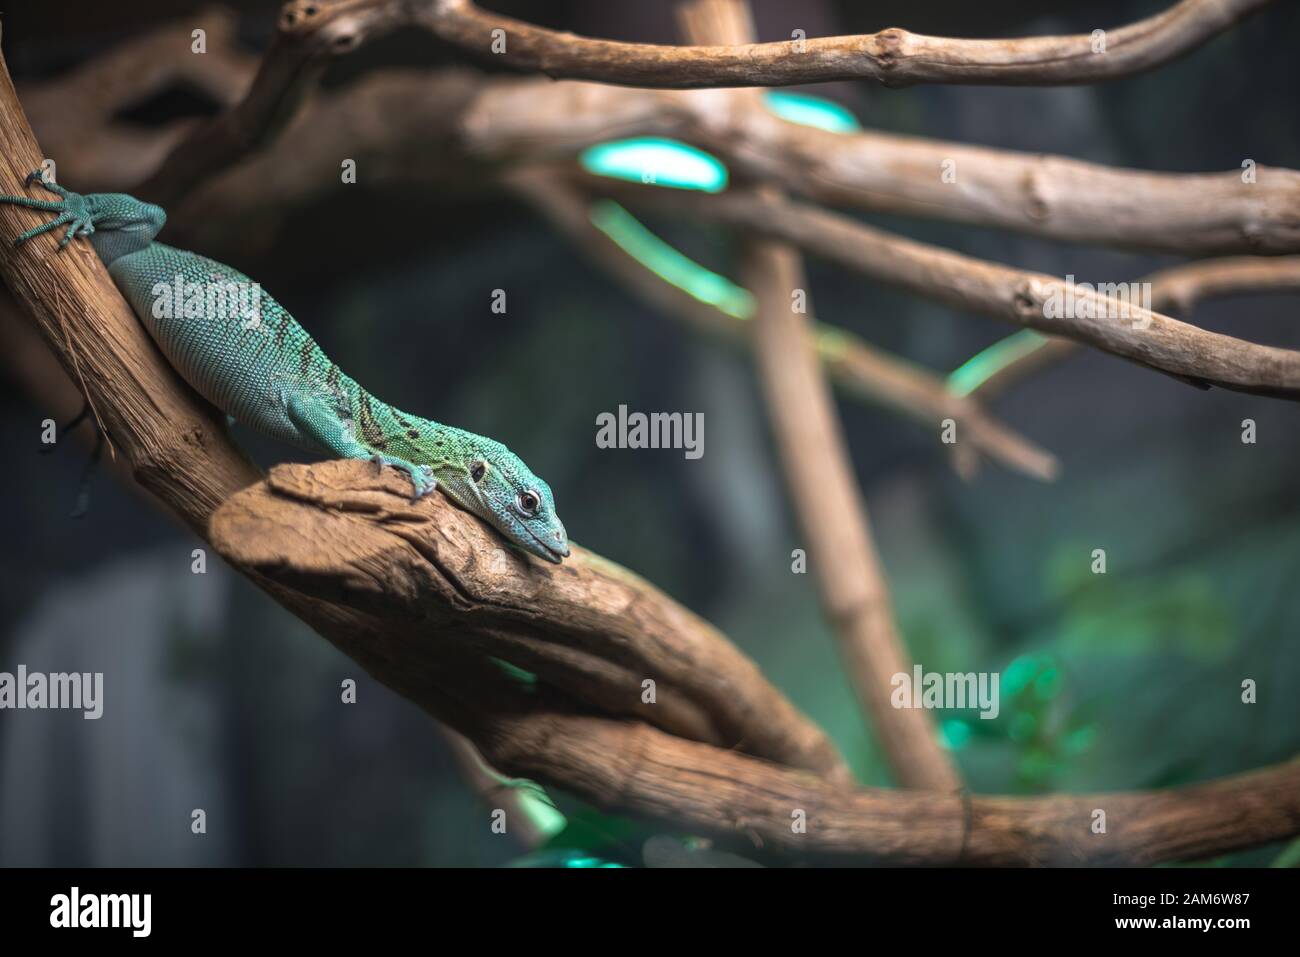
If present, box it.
[524,525,568,564]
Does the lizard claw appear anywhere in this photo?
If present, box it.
[1,174,94,249]
[369,454,437,501]
[410,464,437,502]
[25,170,71,199]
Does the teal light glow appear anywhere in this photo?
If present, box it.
[1272,836,1300,868]
[1033,666,1062,702]
[946,329,1049,397]
[579,137,728,193]
[763,91,861,133]
[588,200,755,320]
[1001,654,1042,697]
[516,789,568,840]
[1064,725,1097,755]
[1009,712,1038,743]
[939,719,972,750]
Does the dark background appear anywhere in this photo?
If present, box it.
[0,0,1297,866]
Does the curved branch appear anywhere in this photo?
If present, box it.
[421,0,1271,89]
[1145,255,1300,313]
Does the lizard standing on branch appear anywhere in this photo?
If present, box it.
[1,173,571,564]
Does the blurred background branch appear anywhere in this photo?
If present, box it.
[677,0,959,790]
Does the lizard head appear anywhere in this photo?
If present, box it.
[430,433,570,564]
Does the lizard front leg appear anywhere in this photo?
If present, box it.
[284,391,436,501]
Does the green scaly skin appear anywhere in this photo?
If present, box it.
[2,173,570,563]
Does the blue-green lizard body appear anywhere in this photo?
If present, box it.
[2,173,570,563]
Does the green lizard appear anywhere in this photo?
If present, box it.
[2,172,570,563]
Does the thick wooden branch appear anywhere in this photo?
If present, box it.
[209,459,850,780]
[463,79,1300,256]
[594,180,1300,399]
[476,714,1300,865]
[421,0,1271,89]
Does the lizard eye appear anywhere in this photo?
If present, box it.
[515,490,540,516]
[470,461,486,483]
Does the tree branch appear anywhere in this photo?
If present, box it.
[421,0,1272,89]
[210,459,850,781]
[476,714,1300,865]
[970,256,1300,399]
